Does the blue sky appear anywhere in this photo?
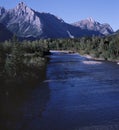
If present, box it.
[0,0,119,31]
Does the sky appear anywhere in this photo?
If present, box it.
[0,0,119,31]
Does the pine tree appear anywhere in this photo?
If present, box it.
[0,44,6,82]
[5,38,24,79]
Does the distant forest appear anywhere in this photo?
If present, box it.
[0,34,119,85]
[47,34,119,61]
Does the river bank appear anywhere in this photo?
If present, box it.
[50,50,119,64]
[50,50,76,54]
[32,51,119,130]
[82,54,119,64]
[1,50,119,130]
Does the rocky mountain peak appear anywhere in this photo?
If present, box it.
[0,2,42,38]
[16,2,26,9]
[72,18,114,35]
[14,2,34,16]
[0,3,114,39]
[0,7,6,16]
[13,2,41,27]
[86,17,95,23]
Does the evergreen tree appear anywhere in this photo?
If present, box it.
[5,40,24,79]
[0,44,6,82]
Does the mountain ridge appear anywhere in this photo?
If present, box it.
[0,2,114,40]
[72,17,114,35]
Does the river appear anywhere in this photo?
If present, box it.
[1,51,119,130]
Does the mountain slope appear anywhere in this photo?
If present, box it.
[72,17,114,35]
[115,30,119,34]
[0,23,13,42]
[0,2,43,38]
[0,2,114,39]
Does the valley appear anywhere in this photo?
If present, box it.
[0,2,119,130]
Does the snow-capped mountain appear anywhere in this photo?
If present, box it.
[72,17,114,35]
[0,2,114,40]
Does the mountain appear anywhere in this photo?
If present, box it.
[115,30,119,34]
[0,7,6,15]
[0,2,114,40]
[0,2,43,38]
[0,23,13,42]
[72,17,114,35]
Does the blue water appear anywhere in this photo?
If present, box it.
[1,52,119,130]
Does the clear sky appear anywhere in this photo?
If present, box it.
[0,0,119,31]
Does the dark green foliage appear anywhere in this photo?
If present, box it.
[46,35,119,61]
[0,44,6,82]
[5,42,24,78]
[0,38,50,84]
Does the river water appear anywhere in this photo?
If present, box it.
[1,51,119,130]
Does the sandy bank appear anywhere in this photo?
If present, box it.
[82,60,102,65]
[50,50,76,54]
[82,54,119,64]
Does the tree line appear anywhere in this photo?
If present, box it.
[47,35,119,61]
[0,34,119,85]
[0,36,50,85]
